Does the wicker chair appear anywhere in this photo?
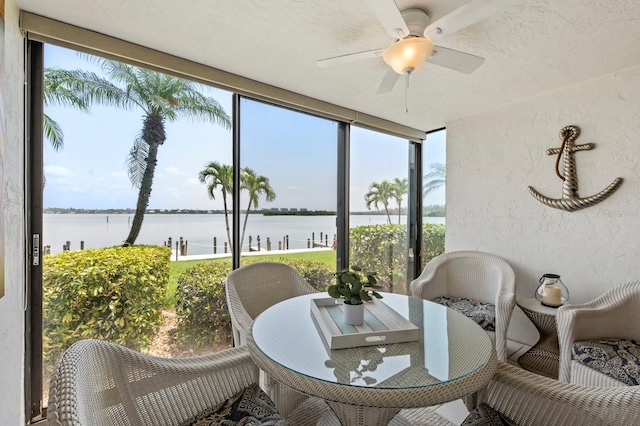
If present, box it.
[225,262,317,417]
[410,251,516,362]
[47,339,267,426]
[225,262,317,346]
[475,361,640,425]
[556,280,640,386]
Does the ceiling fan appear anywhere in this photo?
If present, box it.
[317,0,512,94]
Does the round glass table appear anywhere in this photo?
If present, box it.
[248,293,497,426]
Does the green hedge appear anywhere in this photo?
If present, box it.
[174,261,231,345]
[350,224,407,293]
[421,223,446,268]
[350,223,445,294]
[43,245,170,370]
[174,258,334,342]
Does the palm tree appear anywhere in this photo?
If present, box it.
[53,59,231,245]
[364,180,394,224]
[423,163,446,199]
[391,177,408,224]
[240,167,276,251]
[199,162,234,251]
[44,67,94,150]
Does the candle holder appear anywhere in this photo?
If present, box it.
[535,274,569,307]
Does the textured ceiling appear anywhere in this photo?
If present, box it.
[17,0,640,132]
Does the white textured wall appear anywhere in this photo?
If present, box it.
[447,64,640,306]
[0,0,26,424]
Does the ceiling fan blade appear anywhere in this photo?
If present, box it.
[427,46,485,74]
[364,0,410,39]
[376,68,400,95]
[424,0,513,41]
[317,49,384,68]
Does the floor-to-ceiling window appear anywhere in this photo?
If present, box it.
[39,44,236,408]
[421,129,446,269]
[349,127,410,294]
[237,98,337,289]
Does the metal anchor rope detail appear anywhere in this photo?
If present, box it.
[528,125,623,212]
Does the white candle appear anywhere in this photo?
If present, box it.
[542,285,562,307]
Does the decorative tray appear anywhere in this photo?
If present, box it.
[310,298,420,349]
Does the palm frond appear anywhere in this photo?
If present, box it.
[43,113,64,151]
[423,162,446,198]
[126,133,150,188]
[44,68,91,111]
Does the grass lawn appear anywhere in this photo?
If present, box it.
[166,250,336,307]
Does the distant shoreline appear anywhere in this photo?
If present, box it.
[44,207,445,217]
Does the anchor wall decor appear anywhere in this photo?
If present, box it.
[528,125,623,212]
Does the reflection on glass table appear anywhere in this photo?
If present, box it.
[249,292,497,426]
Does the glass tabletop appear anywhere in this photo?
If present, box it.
[252,292,494,390]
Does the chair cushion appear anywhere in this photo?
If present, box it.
[432,296,496,332]
[182,383,288,425]
[572,338,640,386]
[460,403,515,425]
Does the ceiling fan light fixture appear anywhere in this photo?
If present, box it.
[383,36,434,75]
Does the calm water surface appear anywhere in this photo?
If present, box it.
[43,214,445,255]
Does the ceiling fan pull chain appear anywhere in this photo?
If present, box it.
[405,73,410,113]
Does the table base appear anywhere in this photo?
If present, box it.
[322,402,402,426]
[518,332,559,379]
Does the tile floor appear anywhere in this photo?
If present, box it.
[430,339,531,424]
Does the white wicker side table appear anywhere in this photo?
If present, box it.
[517,297,560,379]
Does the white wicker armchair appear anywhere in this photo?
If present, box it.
[556,279,640,386]
[476,361,640,425]
[225,262,318,417]
[410,251,516,362]
[47,339,261,426]
[225,262,317,346]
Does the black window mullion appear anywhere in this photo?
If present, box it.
[408,141,423,281]
[26,38,44,422]
[336,122,349,272]
[232,94,241,269]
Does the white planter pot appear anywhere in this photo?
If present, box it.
[343,302,365,326]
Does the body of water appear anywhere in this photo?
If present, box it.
[43,214,445,255]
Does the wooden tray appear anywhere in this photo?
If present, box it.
[310,298,420,349]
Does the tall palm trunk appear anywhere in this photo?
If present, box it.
[383,204,391,224]
[222,190,233,252]
[125,115,165,246]
[240,203,252,252]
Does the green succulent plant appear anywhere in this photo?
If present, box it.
[327,265,383,305]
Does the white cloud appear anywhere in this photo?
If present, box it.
[165,166,182,175]
[45,165,74,177]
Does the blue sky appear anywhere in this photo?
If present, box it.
[43,45,446,212]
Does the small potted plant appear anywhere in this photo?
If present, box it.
[327,266,383,325]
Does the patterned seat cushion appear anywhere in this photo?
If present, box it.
[181,383,288,425]
[572,338,640,386]
[432,296,496,332]
[461,403,515,425]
